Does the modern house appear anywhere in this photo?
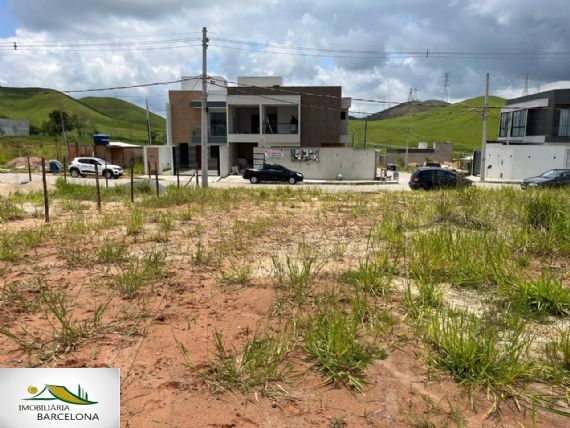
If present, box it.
[162,76,357,178]
[483,81,570,181]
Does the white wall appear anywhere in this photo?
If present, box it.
[253,147,377,180]
[485,144,570,181]
[144,146,173,175]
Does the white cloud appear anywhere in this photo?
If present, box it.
[1,0,569,117]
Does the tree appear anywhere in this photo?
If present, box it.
[43,110,73,136]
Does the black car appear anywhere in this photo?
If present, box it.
[242,163,304,184]
[409,167,473,190]
[520,169,570,189]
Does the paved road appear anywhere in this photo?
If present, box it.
[0,171,518,194]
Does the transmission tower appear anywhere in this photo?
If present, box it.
[522,73,530,96]
[408,88,414,102]
[442,73,449,102]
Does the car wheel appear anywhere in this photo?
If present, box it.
[104,170,113,179]
[70,169,80,178]
[288,177,297,185]
[250,176,258,184]
[520,183,528,190]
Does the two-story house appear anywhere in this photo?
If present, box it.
[166,76,352,176]
[484,81,570,181]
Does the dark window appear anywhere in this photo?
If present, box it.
[559,109,570,137]
[511,110,527,137]
[340,111,346,120]
[209,112,226,136]
[499,112,510,137]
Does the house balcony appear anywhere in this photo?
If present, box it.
[227,100,301,146]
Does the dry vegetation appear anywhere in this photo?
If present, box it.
[1,179,569,427]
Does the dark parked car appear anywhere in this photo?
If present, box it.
[409,167,473,190]
[243,163,304,184]
[520,169,570,189]
[386,163,397,171]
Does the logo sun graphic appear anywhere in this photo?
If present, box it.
[27,385,38,395]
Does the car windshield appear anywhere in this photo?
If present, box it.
[540,170,559,179]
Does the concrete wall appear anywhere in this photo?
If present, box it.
[253,147,377,180]
[386,141,453,168]
[485,143,570,181]
[0,119,30,136]
[144,145,173,175]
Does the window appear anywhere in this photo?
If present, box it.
[209,112,226,136]
[559,109,570,136]
[511,110,527,137]
[499,112,510,137]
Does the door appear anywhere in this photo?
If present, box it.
[147,147,159,174]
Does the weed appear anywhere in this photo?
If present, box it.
[329,416,347,428]
[341,254,395,297]
[498,273,570,320]
[545,328,570,373]
[126,205,145,236]
[217,258,254,286]
[96,240,129,264]
[0,199,25,222]
[112,265,146,299]
[41,288,110,355]
[190,240,214,266]
[202,328,292,395]
[271,243,327,304]
[304,294,384,391]
[423,308,533,389]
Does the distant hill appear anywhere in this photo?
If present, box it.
[0,87,165,144]
[349,96,506,154]
[367,99,450,120]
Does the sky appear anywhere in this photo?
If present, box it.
[1,0,570,118]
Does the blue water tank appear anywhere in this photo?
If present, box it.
[93,133,110,146]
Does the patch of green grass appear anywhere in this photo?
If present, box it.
[304,294,386,391]
[0,199,26,222]
[340,256,395,297]
[202,328,292,395]
[498,274,570,320]
[41,287,110,356]
[423,308,533,389]
[408,228,509,289]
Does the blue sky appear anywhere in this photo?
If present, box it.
[0,0,18,37]
[1,0,570,117]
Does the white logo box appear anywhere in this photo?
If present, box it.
[0,368,120,428]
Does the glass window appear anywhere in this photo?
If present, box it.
[209,112,226,136]
[499,112,510,137]
[559,109,570,137]
[511,110,527,137]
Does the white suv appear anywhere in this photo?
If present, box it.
[69,157,123,179]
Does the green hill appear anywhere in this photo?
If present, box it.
[0,87,165,144]
[350,96,506,155]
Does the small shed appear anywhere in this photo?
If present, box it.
[94,141,143,167]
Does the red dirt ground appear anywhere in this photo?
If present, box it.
[0,184,568,427]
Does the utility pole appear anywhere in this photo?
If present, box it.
[480,73,489,181]
[363,116,368,149]
[201,26,209,187]
[146,99,152,146]
[405,128,410,168]
[57,96,68,160]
